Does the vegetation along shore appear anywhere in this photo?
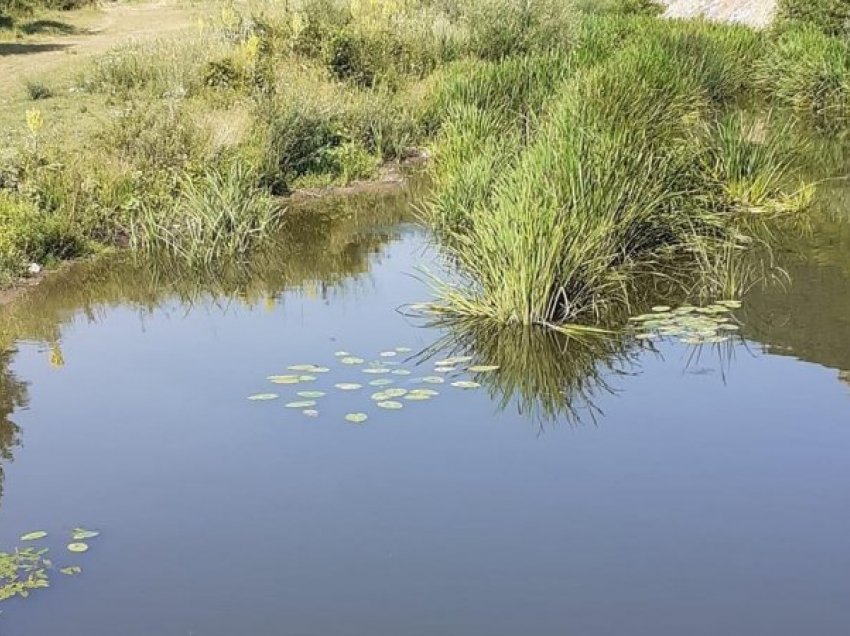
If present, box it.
[1,0,849,328]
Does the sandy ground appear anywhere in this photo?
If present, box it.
[0,0,198,93]
[660,0,777,28]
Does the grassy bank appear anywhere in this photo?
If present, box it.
[1,0,848,327]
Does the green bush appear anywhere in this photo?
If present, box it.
[778,0,850,36]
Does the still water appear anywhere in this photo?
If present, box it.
[0,181,848,635]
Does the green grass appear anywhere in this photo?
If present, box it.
[0,0,848,331]
[777,0,850,36]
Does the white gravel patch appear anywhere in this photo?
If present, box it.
[660,0,777,29]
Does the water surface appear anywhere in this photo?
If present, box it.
[0,181,849,635]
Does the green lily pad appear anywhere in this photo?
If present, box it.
[285,400,317,408]
[383,388,408,398]
[435,367,455,373]
[20,531,48,542]
[71,528,99,541]
[288,364,319,372]
[436,355,473,366]
[371,391,390,401]
[297,391,326,398]
[345,413,368,424]
[67,543,89,553]
[421,376,445,384]
[376,401,403,410]
[60,566,82,576]
[340,357,364,365]
[395,347,412,353]
[334,383,363,391]
[391,369,411,376]
[298,375,317,382]
[248,393,279,401]
[334,351,350,357]
[451,381,481,389]
[368,379,394,387]
[468,365,499,373]
[409,389,438,396]
[379,351,397,357]
[302,409,319,417]
[267,375,300,384]
[404,393,432,401]
[362,368,391,374]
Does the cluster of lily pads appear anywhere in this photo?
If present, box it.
[629,301,743,345]
[247,347,499,423]
[0,527,99,604]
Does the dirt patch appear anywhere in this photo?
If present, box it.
[660,0,777,28]
[0,0,198,93]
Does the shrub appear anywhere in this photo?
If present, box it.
[24,80,53,100]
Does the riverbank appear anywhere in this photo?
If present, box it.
[1,0,849,327]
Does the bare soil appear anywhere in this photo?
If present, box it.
[660,0,777,28]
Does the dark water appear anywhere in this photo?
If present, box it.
[0,181,849,636]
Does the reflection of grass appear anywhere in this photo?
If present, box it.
[423,318,641,425]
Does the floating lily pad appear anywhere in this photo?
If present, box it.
[468,365,499,373]
[405,393,432,401]
[334,351,350,357]
[267,375,300,384]
[368,378,394,387]
[302,409,319,417]
[409,389,438,396]
[67,543,89,553]
[436,356,473,366]
[248,393,278,401]
[311,367,331,373]
[371,391,390,401]
[340,357,364,365]
[71,528,99,541]
[297,391,326,398]
[420,376,445,384]
[334,383,363,391]
[379,351,397,358]
[395,347,412,353]
[60,566,82,576]
[435,367,456,373]
[285,400,317,408]
[345,413,368,424]
[383,388,408,398]
[451,381,481,389]
[288,364,319,372]
[376,401,403,410]
[362,368,391,374]
[20,531,47,542]
[298,375,317,382]
[390,369,411,376]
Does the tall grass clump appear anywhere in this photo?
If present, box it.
[777,0,850,37]
[428,29,811,327]
[758,25,850,128]
[131,162,280,267]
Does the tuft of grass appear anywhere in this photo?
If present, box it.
[777,0,850,37]
[24,80,53,100]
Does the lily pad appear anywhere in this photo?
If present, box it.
[383,388,408,398]
[390,369,411,376]
[20,531,48,542]
[298,375,317,382]
[248,393,279,401]
[60,566,82,576]
[345,413,368,424]
[297,391,326,398]
[340,357,364,365]
[468,365,499,373]
[379,351,397,357]
[371,391,390,401]
[395,347,412,353]
[451,381,481,389]
[285,400,317,408]
[409,388,439,396]
[302,409,319,417]
[435,367,455,373]
[362,368,391,374]
[436,355,473,366]
[376,401,404,410]
[420,376,445,384]
[71,528,99,541]
[334,351,350,357]
[288,364,320,372]
[67,543,89,553]
[334,383,363,391]
[404,393,432,401]
[267,375,300,384]
[368,379,394,387]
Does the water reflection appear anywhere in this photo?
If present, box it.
[0,348,26,504]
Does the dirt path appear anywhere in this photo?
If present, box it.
[660,0,777,28]
[0,0,198,92]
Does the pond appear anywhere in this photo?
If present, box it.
[0,176,848,635]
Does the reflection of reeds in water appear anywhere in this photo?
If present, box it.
[423,318,642,427]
